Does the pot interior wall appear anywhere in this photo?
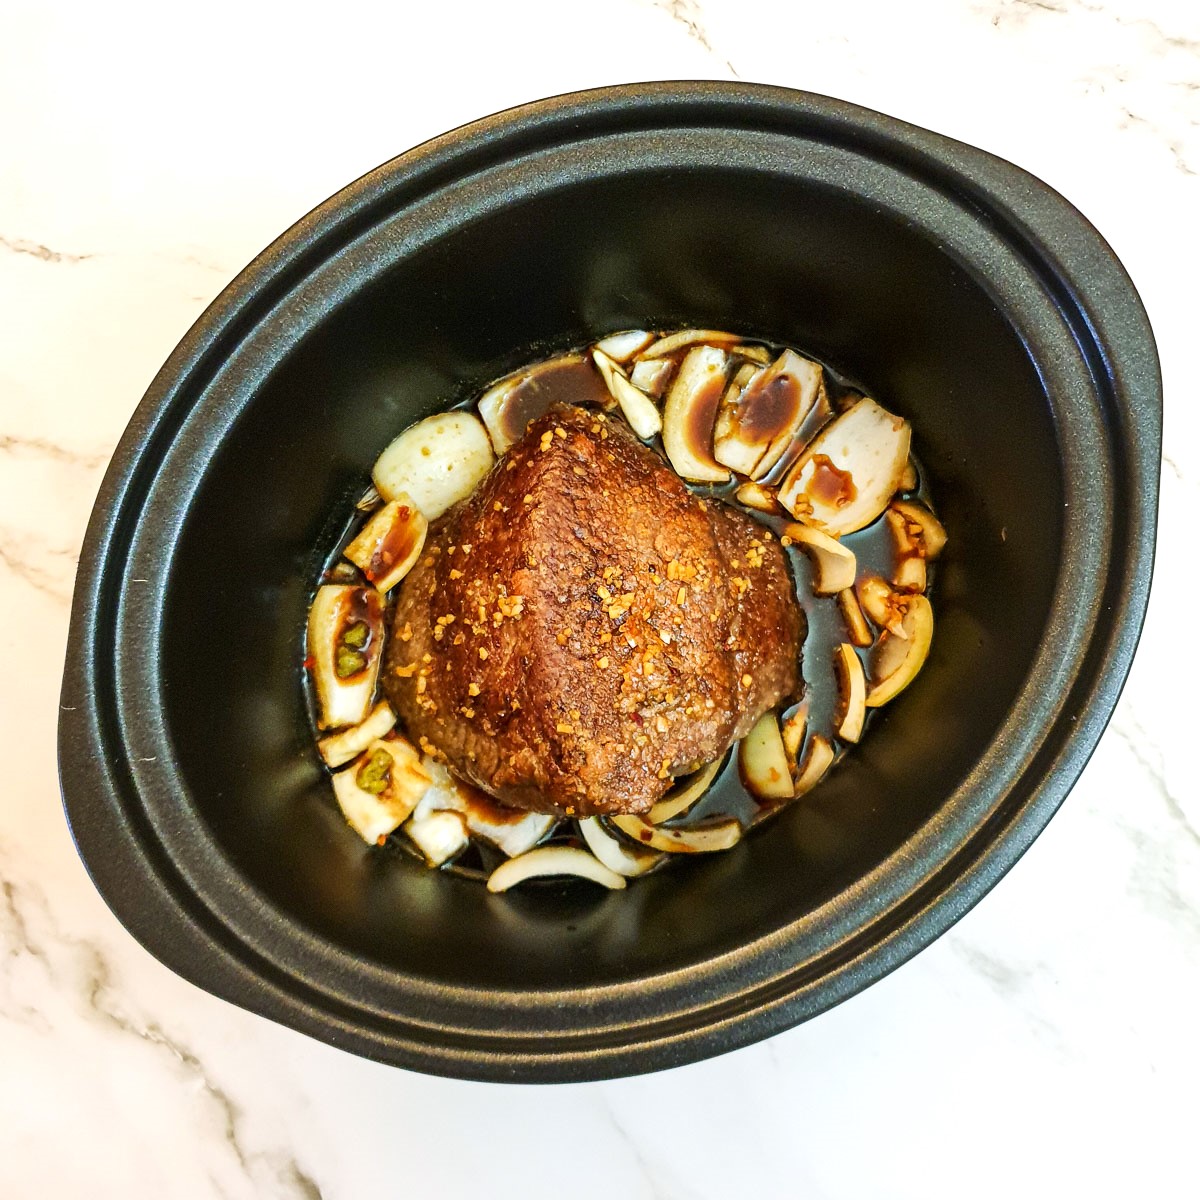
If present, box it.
[161,167,1062,989]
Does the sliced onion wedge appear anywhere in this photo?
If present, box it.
[373,411,495,519]
[838,587,874,648]
[593,329,654,363]
[307,585,385,729]
[833,643,867,743]
[629,357,676,398]
[317,700,396,767]
[343,496,428,594]
[487,846,627,892]
[639,328,743,358]
[610,814,742,853]
[332,737,432,844]
[892,499,947,559]
[732,343,773,365]
[404,802,469,867]
[778,397,911,534]
[867,594,934,707]
[735,481,778,513]
[793,734,835,797]
[783,522,857,595]
[886,507,927,592]
[592,349,662,440]
[661,344,731,483]
[899,459,919,492]
[579,817,661,877]
[739,712,794,800]
[419,760,554,858]
[857,575,909,638]
[780,703,809,761]
[648,758,723,824]
[714,350,826,480]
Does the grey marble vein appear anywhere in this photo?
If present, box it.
[0,234,93,264]
[0,532,75,604]
[0,864,323,1198]
[1112,720,1199,849]
[649,0,739,76]
[0,432,110,469]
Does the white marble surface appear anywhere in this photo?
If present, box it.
[2,0,1197,1195]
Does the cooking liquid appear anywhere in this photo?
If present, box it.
[310,337,935,879]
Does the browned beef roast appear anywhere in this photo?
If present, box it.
[384,404,803,816]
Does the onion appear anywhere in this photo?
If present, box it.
[783,522,857,595]
[647,757,723,824]
[778,397,911,535]
[713,349,827,480]
[629,357,676,398]
[317,700,397,767]
[593,329,654,363]
[739,712,794,800]
[661,344,732,483]
[857,574,908,638]
[579,817,661,876]
[486,846,627,892]
[343,496,428,594]
[610,814,742,853]
[373,411,494,519]
[793,734,835,796]
[732,343,773,365]
[780,703,808,761]
[405,797,470,866]
[307,585,385,729]
[331,737,432,844]
[833,643,867,743]
[592,349,662,440]
[866,594,934,707]
[418,760,554,858]
[891,499,947,559]
[838,587,874,647]
[735,480,778,512]
[639,328,743,358]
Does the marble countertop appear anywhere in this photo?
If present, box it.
[3,0,1196,1195]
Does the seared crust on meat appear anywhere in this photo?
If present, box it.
[384,405,803,816]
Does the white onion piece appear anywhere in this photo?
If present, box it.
[579,817,661,877]
[419,760,554,857]
[318,700,396,767]
[629,357,676,398]
[647,758,723,824]
[486,846,627,892]
[593,329,654,362]
[405,796,469,866]
[837,587,874,648]
[793,734,835,796]
[780,703,808,761]
[892,499,947,559]
[783,522,857,595]
[592,349,662,440]
[711,363,765,475]
[833,644,867,743]
[610,814,742,853]
[477,354,606,453]
[714,350,826,480]
[735,481,778,512]
[867,594,934,707]
[307,584,385,729]
[732,343,773,364]
[857,575,909,638]
[899,459,919,492]
[332,738,431,844]
[373,411,494,519]
[343,496,428,594]
[778,397,911,535]
[639,328,743,358]
[883,508,926,592]
[740,712,794,800]
[661,344,731,483]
